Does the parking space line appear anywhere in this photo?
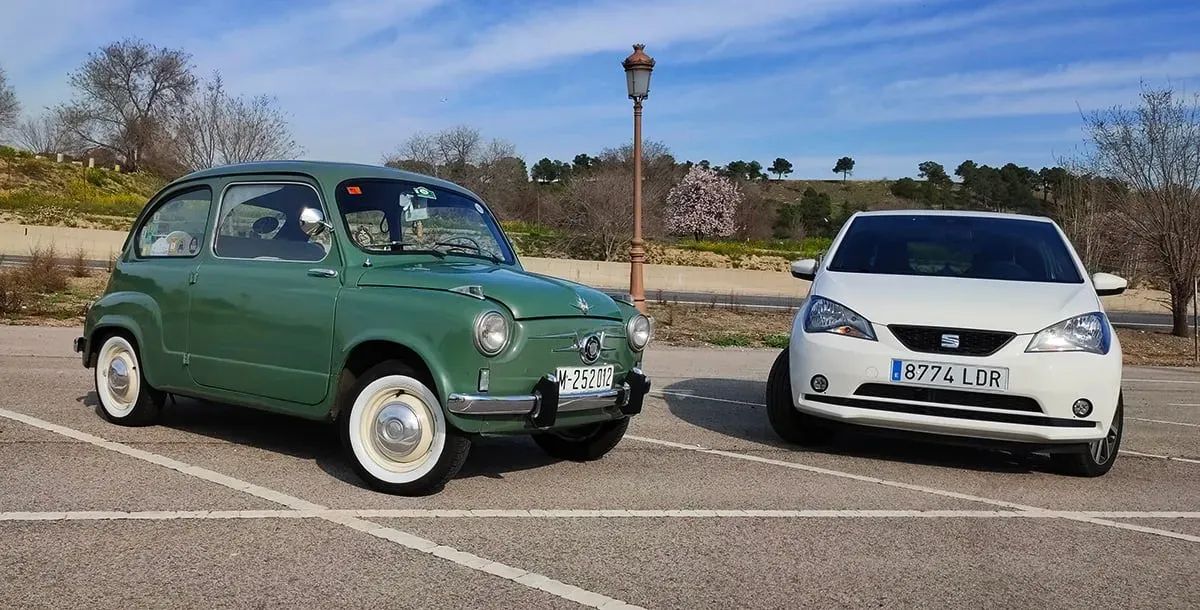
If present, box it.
[1120,450,1200,465]
[651,390,762,406]
[5,509,1199,521]
[1168,404,1200,407]
[1130,417,1200,428]
[1125,378,1200,384]
[625,435,1200,544]
[0,407,644,610]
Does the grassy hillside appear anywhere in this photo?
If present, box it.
[757,178,905,213]
[0,146,163,230]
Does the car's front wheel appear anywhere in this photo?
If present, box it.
[532,417,630,461]
[1053,393,1123,477]
[93,333,166,426]
[766,348,834,445]
[339,360,471,496]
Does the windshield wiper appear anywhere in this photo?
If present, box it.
[362,241,445,257]
[433,241,501,263]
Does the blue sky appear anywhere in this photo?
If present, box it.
[2,0,1199,179]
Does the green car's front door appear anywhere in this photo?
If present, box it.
[186,179,342,407]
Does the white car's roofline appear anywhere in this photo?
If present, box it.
[849,208,1055,223]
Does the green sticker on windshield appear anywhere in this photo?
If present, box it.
[413,186,436,199]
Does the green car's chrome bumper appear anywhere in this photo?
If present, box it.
[447,368,650,428]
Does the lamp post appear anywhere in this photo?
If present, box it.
[623,43,655,314]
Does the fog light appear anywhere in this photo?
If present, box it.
[810,375,828,393]
[478,368,490,392]
[1072,399,1092,417]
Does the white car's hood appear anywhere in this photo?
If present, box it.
[811,271,1101,335]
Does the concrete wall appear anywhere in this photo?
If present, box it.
[0,223,812,298]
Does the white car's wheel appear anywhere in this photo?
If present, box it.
[766,348,834,445]
[93,334,165,426]
[1053,392,1123,477]
[339,360,470,496]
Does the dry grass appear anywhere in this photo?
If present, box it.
[647,303,1198,367]
[0,244,105,322]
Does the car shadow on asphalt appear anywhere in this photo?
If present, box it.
[78,392,562,490]
[661,378,1062,475]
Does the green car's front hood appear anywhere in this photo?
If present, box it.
[357,260,623,320]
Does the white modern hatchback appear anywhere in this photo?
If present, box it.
[767,209,1129,476]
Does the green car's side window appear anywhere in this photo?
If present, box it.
[212,182,332,262]
[135,187,213,259]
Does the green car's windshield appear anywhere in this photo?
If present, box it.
[335,178,516,265]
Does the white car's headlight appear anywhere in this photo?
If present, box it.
[473,311,510,356]
[803,296,876,341]
[627,314,652,351]
[1025,312,1111,355]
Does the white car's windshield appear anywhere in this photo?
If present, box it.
[335,178,515,265]
[826,214,1084,284]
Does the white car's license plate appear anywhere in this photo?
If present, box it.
[890,359,1009,391]
[556,365,615,395]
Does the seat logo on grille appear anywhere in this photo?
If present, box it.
[940,334,960,349]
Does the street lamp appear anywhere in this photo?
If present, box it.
[623,43,655,314]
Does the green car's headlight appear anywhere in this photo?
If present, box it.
[473,310,510,356]
[627,314,652,351]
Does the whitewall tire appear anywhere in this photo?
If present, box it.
[93,334,165,426]
[339,360,470,496]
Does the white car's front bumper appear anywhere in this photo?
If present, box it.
[788,316,1122,446]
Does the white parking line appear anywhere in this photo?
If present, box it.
[1120,450,1200,465]
[3,509,1200,521]
[0,407,643,610]
[1130,417,1200,428]
[625,434,1200,544]
[1125,378,1200,385]
[652,390,762,407]
[1169,404,1200,407]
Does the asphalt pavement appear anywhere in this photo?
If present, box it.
[1,326,1198,609]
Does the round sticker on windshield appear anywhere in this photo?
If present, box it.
[474,203,484,214]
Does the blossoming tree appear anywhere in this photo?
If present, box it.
[664,165,741,240]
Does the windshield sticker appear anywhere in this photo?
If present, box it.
[346,185,362,195]
[474,203,484,214]
[413,185,437,199]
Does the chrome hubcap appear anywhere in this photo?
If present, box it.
[107,358,131,399]
[1091,415,1120,464]
[373,402,424,461]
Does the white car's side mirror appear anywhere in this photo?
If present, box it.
[1092,272,1127,297]
[791,259,818,281]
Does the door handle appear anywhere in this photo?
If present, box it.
[308,268,338,278]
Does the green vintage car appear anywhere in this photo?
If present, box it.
[73,160,653,496]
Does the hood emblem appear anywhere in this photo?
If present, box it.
[579,333,602,364]
[574,294,590,315]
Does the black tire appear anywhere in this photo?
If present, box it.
[93,333,166,427]
[766,348,834,445]
[1052,392,1123,477]
[532,416,630,461]
[338,359,471,496]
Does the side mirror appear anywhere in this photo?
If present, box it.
[791,258,818,281]
[299,207,332,237]
[1092,272,1127,297]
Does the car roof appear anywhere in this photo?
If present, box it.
[161,160,483,201]
[850,208,1056,224]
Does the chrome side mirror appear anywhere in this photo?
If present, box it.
[299,207,332,237]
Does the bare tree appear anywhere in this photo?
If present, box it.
[556,166,636,261]
[1082,85,1200,337]
[56,38,197,172]
[0,64,18,135]
[383,125,517,181]
[171,72,302,171]
[15,111,78,155]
